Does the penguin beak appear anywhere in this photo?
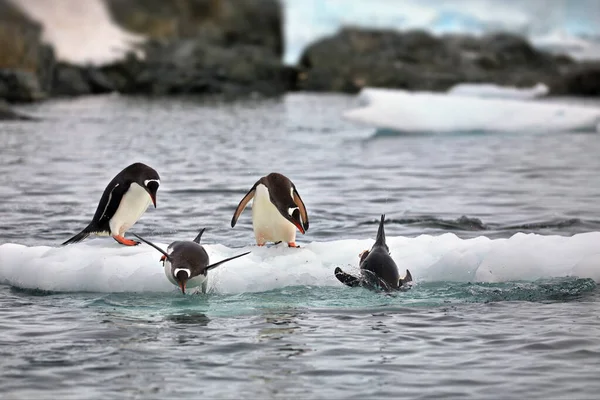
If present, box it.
[288,209,305,234]
[144,182,159,208]
[293,220,305,234]
[178,280,186,294]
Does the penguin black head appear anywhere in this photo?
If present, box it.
[125,162,160,207]
[264,173,309,234]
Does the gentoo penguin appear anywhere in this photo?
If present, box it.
[131,229,251,294]
[62,162,160,246]
[335,214,413,292]
[230,172,309,247]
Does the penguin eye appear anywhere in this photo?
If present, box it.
[174,268,190,279]
[144,179,160,188]
[288,207,299,217]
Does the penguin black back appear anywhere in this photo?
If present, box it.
[359,214,400,289]
[62,162,160,246]
[334,214,412,292]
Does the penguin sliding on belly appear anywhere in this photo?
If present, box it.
[335,214,413,292]
[62,162,160,246]
[132,229,251,294]
[231,172,309,247]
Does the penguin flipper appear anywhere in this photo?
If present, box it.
[61,224,96,246]
[401,269,413,284]
[334,267,361,287]
[193,228,206,244]
[206,251,251,271]
[231,185,256,228]
[292,185,309,231]
[398,269,413,289]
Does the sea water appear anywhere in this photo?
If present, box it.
[1,93,600,399]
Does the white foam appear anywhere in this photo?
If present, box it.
[447,83,548,99]
[11,0,144,65]
[344,88,600,134]
[1,232,599,294]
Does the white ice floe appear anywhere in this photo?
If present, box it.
[343,87,600,134]
[1,232,599,294]
[12,0,144,65]
[447,83,548,99]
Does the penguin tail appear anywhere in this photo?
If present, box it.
[62,224,96,246]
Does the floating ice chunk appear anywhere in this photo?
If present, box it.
[447,83,549,99]
[344,88,600,134]
[1,232,599,294]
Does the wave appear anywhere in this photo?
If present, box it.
[362,215,600,233]
[1,232,600,294]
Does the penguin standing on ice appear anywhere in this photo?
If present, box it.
[62,162,160,246]
[230,172,309,247]
[132,228,251,294]
[335,214,412,292]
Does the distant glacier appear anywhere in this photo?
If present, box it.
[283,0,600,64]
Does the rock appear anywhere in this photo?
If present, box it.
[0,100,36,121]
[0,0,55,101]
[98,52,146,93]
[85,66,117,94]
[51,63,118,97]
[51,63,92,97]
[101,0,289,97]
[105,0,283,56]
[0,69,45,102]
[550,63,600,96]
[298,27,571,94]
[119,39,292,97]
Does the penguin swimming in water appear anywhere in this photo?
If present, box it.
[62,162,160,246]
[231,172,309,247]
[335,214,412,292]
[131,229,251,294]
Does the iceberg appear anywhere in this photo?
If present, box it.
[343,88,600,134]
[1,232,600,294]
[447,83,549,99]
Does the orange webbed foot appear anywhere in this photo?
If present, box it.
[113,235,140,246]
[288,242,300,248]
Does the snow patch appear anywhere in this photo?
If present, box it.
[12,0,144,65]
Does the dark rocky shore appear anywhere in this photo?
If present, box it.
[1,0,599,119]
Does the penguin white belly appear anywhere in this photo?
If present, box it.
[251,184,296,245]
[109,183,151,236]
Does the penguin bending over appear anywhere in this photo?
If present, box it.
[335,214,413,292]
[132,229,250,294]
[62,162,160,246]
[231,172,309,248]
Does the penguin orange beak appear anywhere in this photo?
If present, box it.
[178,280,186,294]
[150,194,157,208]
[288,209,305,234]
[292,220,305,234]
